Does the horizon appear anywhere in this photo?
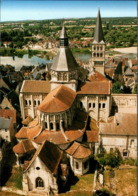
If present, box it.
[1,0,137,22]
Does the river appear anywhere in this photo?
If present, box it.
[0,51,136,71]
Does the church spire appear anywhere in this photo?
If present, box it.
[93,9,104,43]
[59,26,69,47]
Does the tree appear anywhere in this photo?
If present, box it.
[132,83,137,94]
[97,148,123,168]
[112,81,123,93]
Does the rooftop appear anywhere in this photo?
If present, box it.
[21,80,50,93]
[38,85,76,113]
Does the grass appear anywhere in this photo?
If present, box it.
[6,166,23,190]
[70,173,94,191]
[115,167,137,196]
[103,167,137,196]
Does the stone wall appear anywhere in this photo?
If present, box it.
[112,94,137,114]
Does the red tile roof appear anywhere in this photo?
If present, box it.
[27,124,42,140]
[89,71,109,82]
[0,109,16,123]
[38,85,76,113]
[86,130,99,142]
[100,113,137,136]
[15,127,28,139]
[66,142,91,159]
[13,139,35,154]
[28,116,39,128]
[24,140,63,175]
[77,81,110,95]
[22,116,33,126]
[21,80,50,93]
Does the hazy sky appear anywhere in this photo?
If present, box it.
[1,0,137,22]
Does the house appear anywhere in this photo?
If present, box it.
[22,140,63,194]
[99,113,137,159]
[0,117,15,142]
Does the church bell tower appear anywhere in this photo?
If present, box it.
[91,9,105,75]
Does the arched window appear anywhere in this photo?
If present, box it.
[36,177,44,188]
[97,46,99,50]
[94,53,96,57]
[56,122,60,130]
[100,46,103,50]
[100,53,103,57]
[58,73,62,81]
[94,46,96,50]
[63,73,67,81]
[97,53,99,57]
[62,121,65,129]
[76,162,79,169]
[45,122,47,129]
[50,123,53,130]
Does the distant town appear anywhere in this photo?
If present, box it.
[0,11,137,196]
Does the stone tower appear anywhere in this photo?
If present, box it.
[50,26,79,91]
[91,9,105,75]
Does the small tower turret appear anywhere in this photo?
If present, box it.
[50,26,79,91]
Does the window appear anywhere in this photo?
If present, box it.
[25,100,28,106]
[36,167,40,170]
[29,100,31,105]
[45,122,47,129]
[94,46,96,50]
[93,103,95,108]
[38,100,40,105]
[99,103,101,109]
[89,103,91,108]
[76,162,79,169]
[34,100,36,106]
[56,122,60,130]
[97,53,99,57]
[94,53,96,57]
[5,129,7,132]
[123,150,128,157]
[110,148,113,153]
[36,177,44,188]
[97,46,99,50]
[50,123,53,130]
[103,103,105,108]
[100,46,103,50]
[58,73,62,81]
[63,73,67,81]
[6,136,8,138]
[100,53,103,57]
[80,102,83,108]
[130,139,134,148]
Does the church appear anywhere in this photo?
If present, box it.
[12,10,132,194]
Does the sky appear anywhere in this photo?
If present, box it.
[1,0,137,22]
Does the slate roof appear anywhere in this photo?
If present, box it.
[100,113,137,136]
[21,80,50,93]
[66,142,91,159]
[38,85,76,113]
[0,117,12,129]
[124,67,134,76]
[51,26,79,72]
[24,140,63,174]
[93,9,104,43]
[50,47,79,71]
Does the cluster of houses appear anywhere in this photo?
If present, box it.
[0,10,137,195]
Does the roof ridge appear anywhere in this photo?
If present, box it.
[72,142,80,156]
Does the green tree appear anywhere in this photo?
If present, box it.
[132,83,137,94]
[112,81,123,93]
